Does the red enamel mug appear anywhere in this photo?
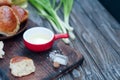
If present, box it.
[23,27,69,52]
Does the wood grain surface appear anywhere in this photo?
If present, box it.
[0,0,120,80]
[1,32,83,80]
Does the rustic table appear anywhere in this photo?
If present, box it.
[27,0,120,80]
[55,0,120,80]
[1,0,120,80]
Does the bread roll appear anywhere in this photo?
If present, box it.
[0,6,20,36]
[10,56,35,77]
[12,5,28,23]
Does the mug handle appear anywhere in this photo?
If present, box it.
[54,33,69,40]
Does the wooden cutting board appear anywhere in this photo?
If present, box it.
[0,20,84,80]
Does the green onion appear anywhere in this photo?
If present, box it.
[12,0,28,8]
[62,0,75,39]
[29,0,75,44]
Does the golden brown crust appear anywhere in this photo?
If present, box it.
[10,56,31,63]
[12,5,28,23]
[10,56,35,77]
[0,0,12,6]
[0,6,20,36]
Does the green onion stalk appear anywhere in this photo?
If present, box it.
[12,0,28,8]
[62,0,75,40]
[29,0,75,44]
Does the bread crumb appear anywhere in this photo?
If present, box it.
[0,41,5,58]
[0,41,4,49]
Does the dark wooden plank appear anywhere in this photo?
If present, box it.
[71,0,120,80]
[1,27,83,80]
[78,0,120,54]
[55,1,106,80]
[68,1,107,80]
[52,1,106,80]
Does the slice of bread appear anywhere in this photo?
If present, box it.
[10,56,35,77]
